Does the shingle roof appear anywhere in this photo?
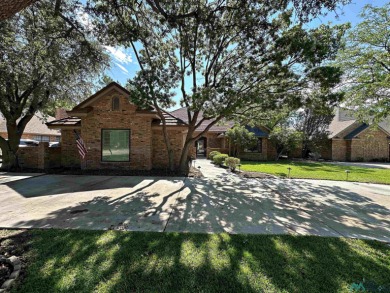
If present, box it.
[329,108,390,139]
[170,107,234,132]
[152,110,187,126]
[344,123,369,139]
[0,112,60,136]
[245,125,269,137]
[46,117,81,128]
[328,119,357,138]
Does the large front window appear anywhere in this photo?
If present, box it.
[102,129,130,162]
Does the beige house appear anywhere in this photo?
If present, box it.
[0,112,61,143]
[322,109,390,162]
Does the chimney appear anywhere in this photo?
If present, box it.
[55,108,68,120]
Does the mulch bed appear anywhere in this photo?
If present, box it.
[237,171,278,179]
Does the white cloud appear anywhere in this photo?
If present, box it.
[115,62,129,74]
[104,46,133,64]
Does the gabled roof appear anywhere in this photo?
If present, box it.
[73,82,131,110]
[170,107,234,132]
[329,108,390,139]
[344,123,369,139]
[0,112,60,136]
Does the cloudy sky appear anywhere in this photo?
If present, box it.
[101,0,387,107]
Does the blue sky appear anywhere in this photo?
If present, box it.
[102,0,388,107]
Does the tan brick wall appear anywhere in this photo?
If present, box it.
[80,91,154,170]
[350,129,389,161]
[332,139,347,161]
[320,139,332,160]
[152,129,185,169]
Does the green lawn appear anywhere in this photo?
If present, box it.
[3,229,389,293]
[240,160,390,184]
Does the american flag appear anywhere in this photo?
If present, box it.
[74,130,87,159]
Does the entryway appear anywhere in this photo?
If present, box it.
[195,137,207,157]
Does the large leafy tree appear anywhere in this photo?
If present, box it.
[226,126,258,157]
[337,3,390,122]
[0,0,108,170]
[90,0,348,173]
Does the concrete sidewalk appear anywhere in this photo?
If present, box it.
[0,163,389,242]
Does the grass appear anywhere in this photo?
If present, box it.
[240,160,390,184]
[2,229,389,293]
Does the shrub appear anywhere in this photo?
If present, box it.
[355,157,364,162]
[213,154,228,166]
[208,151,221,160]
[225,157,240,171]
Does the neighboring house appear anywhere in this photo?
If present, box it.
[322,108,390,162]
[0,112,61,142]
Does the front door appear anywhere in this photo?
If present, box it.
[196,137,207,156]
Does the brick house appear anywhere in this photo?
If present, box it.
[0,112,61,143]
[171,108,277,160]
[47,82,187,170]
[322,108,390,162]
[45,82,277,170]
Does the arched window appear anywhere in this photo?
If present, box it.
[112,96,120,111]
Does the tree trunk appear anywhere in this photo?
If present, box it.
[178,127,196,174]
[0,129,22,171]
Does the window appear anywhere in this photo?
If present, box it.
[244,138,262,153]
[112,96,120,111]
[102,129,130,162]
[55,136,61,142]
[33,135,50,142]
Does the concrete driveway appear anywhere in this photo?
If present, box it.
[0,162,389,242]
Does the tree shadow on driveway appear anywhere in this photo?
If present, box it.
[1,172,389,242]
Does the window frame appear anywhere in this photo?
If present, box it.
[101,129,131,162]
[244,137,263,153]
[112,96,120,111]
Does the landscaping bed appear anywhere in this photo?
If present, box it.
[4,229,389,293]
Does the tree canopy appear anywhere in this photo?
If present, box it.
[0,0,108,169]
[89,0,349,172]
[336,3,390,122]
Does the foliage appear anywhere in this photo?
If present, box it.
[0,0,108,169]
[292,105,335,158]
[208,151,221,160]
[89,0,349,173]
[240,160,390,184]
[336,3,390,122]
[269,127,303,160]
[98,75,115,87]
[213,154,229,166]
[226,126,258,157]
[225,157,240,171]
